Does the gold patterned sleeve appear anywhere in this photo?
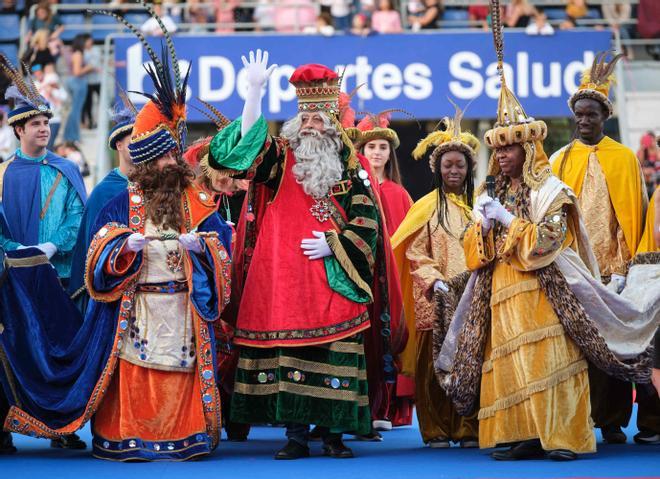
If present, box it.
[499,193,572,271]
[462,221,495,271]
[406,223,445,298]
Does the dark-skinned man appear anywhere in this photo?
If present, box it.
[551,52,656,446]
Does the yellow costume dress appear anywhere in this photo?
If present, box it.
[463,187,595,453]
[393,192,478,443]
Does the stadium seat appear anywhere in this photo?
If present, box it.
[442,8,469,22]
[0,14,20,42]
[59,13,88,42]
[544,8,567,20]
[585,8,602,20]
[0,43,18,65]
[91,14,120,41]
[125,13,150,28]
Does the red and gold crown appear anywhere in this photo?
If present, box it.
[289,64,340,116]
[353,111,400,149]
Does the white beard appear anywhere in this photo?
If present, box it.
[289,129,344,199]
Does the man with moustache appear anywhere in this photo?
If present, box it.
[203,50,389,460]
[551,52,654,445]
[0,56,87,454]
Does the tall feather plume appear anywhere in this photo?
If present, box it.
[356,108,420,131]
[0,54,42,107]
[96,9,165,78]
[140,0,181,92]
[412,130,449,160]
[585,50,624,87]
[196,98,230,129]
[116,81,138,115]
[489,0,506,85]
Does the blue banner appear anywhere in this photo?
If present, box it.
[114,30,611,122]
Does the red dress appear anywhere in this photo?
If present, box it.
[377,178,414,427]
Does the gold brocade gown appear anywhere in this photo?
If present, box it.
[405,196,478,443]
[463,189,595,453]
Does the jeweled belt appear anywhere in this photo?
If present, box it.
[136,281,188,294]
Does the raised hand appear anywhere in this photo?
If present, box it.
[241,49,277,89]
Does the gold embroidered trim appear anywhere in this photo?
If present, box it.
[478,359,588,420]
[325,231,373,301]
[238,356,367,379]
[344,229,375,268]
[4,255,50,268]
[353,217,379,231]
[320,341,364,354]
[234,381,370,405]
[487,323,566,366]
[0,159,14,198]
[490,279,539,306]
[351,194,371,206]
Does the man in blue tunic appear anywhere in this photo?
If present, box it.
[68,94,136,312]
[0,57,87,454]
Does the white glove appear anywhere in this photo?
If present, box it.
[36,242,57,259]
[433,280,449,293]
[240,49,277,136]
[125,233,149,253]
[474,196,493,235]
[607,273,626,294]
[484,199,515,227]
[301,231,333,260]
[16,245,28,250]
[179,233,203,254]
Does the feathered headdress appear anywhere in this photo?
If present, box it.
[568,50,624,118]
[0,55,52,126]
[98,1,190,164]
[412,99,480,173]
[483,0,547,150]
[108,83,138,150]
[187,98,232,182]
[352,109,407,149]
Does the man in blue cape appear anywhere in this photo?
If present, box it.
[0,54,87,454]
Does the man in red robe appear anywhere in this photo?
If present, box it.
[202,50,404,460]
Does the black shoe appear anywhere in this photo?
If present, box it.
[547,449,577,461]
[491,439,545,461]
[274,440,310,460]
[50,433,87,450]
[322,438,354,458]
[0,431,16,455]
[309,425,322,441]
[633,430,660,445]
[226,422,251,442]
[602,426,627,444]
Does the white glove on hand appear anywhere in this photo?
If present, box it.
[485,199,515,227]
[241,49,277,137]
[607,273,626,294]
[179,233,203,254]
[433,280,449,293]
[125,233,149,253]
[475,196,494,235]
[36,242,57,259]
[301,231,333,260]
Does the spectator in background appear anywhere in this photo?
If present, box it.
[140,2,177,36]
[36,71,68,149]
[215,0,239,33]
[638,131,659,196]
[408,0,440,31]
[357,0,375,19]
[185,0,213,32]
[24,29,57,73]
[234,0,255,32]
[372,0,402,34]
[303,12,335,36]
[274,0,316,32]
[0,109,15,162]
[82,37,101,130]
[504,0,535,28]
[254,0,276,32]
[637,0,660,61]
[0,0,16,13]
[330,0,352,31]
[602,3,632,58]
[525,8,554,35]
[63,33,95,144]
[350,12,371,36]
[468,2,490,30]
[565,0,588,23]
[55,141,89,177]
[27,1,63,41]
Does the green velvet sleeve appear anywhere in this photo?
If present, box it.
[207,115,282,183]
[324,176,380,303]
